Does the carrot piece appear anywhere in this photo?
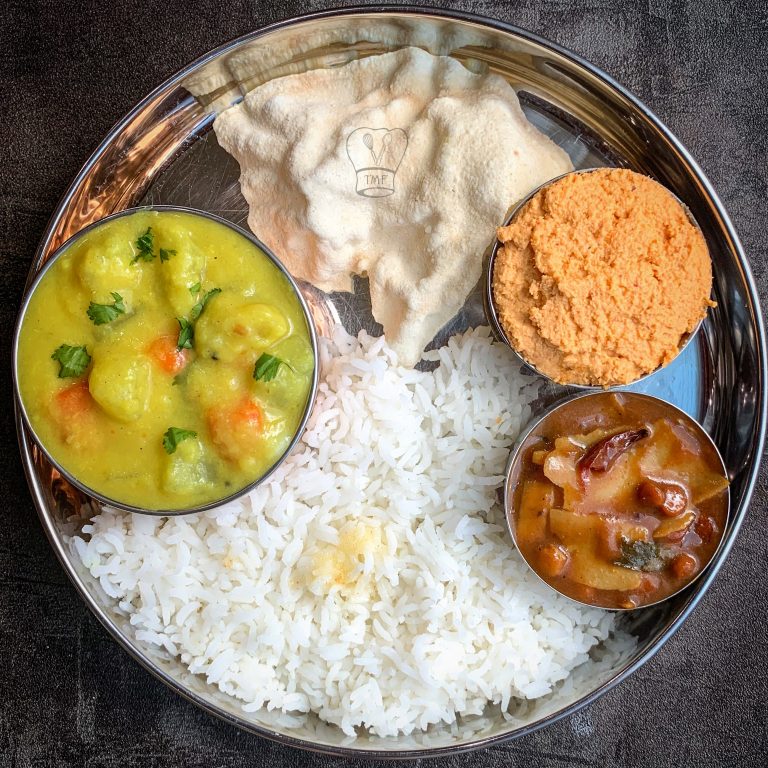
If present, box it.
[55,379,93,417]
[51,380,101,450]
[207,399,265,463]
[232,400,264,430]
[148,335,190,375]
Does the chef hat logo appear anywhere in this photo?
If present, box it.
[346,127,408,198]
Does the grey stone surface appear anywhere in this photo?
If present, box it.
[1,0,766,765]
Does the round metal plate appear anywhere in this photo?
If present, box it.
[16,5,767,758]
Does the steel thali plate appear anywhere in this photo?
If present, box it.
[17,6,767,758]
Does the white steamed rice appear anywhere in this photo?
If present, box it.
[71,326,624,738]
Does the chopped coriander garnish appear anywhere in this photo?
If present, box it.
[190,288,221,321]
[175,288,220,350]
[162,427,197,454]
[253,353,284,382]
[176,317,194,350]
[86,292,126,325]
[131,228,176,264]
[188,282,201,296]
[132,227,155,263]
[51,344,91,378]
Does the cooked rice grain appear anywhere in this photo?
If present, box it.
[73,326,622,738]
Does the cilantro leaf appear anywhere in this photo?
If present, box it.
[176,317,194,350]
[174,288,220,350]
[253,353,284,382]
[51,344,91,378]
[159,248,176,262]
[162,427,197,455]
[132,227,155,263]
[189,282,201,296]
[189,288,221,321]
[86,292,126,325]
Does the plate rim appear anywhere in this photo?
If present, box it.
[17,3,768,758]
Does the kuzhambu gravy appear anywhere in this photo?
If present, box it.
[507,392,729,609]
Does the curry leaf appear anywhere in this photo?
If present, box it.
[615,538,668,572]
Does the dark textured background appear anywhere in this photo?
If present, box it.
[1,1,766,766]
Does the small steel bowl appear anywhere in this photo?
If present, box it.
[485,168,710,390]
[503,390,730,611]
[12,205,319,516]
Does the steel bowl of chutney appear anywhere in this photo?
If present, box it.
[13,206,318,515]
[503,391,730,610]
[485,168,715,389]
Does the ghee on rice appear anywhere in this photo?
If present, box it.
[72,327,628,738]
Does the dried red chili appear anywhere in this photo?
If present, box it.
[578,428,650,484]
